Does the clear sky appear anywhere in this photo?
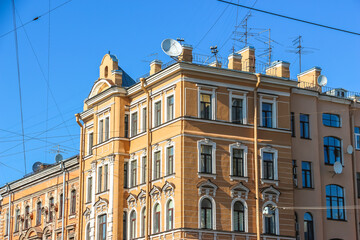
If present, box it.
[0,0,359,185]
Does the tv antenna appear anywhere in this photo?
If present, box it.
[50,145,67,163]
[176,38,185,45]
[141,52,159,63]
[210,45,220,66]
[287,36,318,73]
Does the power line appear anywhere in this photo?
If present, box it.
[12,0,27,175]
[46,0,52,162]
[218,0,360,36]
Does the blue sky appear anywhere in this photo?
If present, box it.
[0,0,359,185]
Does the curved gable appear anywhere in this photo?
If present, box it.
[88,79,113,99]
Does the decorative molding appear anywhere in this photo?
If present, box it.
[149,185,162,200]
[261,185,281,202]
[162,181,175,198]
[197,179,218,197]
[230,182,249,199]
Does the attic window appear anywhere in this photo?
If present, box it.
[105,66,109,78]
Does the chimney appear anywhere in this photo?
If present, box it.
[238,46,255,72]
[111,70,122,86]
[266,61,290,78]
[297,67,322,88]
[209,60,222,68]
[227,53,242,70]
[178,44,193,62]
[150,60,163,75]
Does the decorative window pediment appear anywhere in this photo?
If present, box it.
[230,182,250,199]
[127,193,138,208]
[197,179,218,197]
[137,190,146,206]
[162,181,175,197]
[93,197,108,213]
[83,207,91,220]
[150,185,162,200]
[261,186,280,202]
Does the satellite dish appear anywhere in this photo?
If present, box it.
[317,75,328,87]
[55,153,63,163]
[161,39,183,57]
[333,161,343,174]
[347,145,354,154]
[32,162,43,172]
[262,206,274,217]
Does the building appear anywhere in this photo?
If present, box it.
[0,44,359,240]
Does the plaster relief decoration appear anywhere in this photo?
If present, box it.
[261,185,281,203]
[230,182,250,199]
[126,194,138,208]
[197,179,218,197]
[83,207,91,220]
[149,185,162,200]
[153,143,160,151]
[162,181,175,198]
[93,197,108,215]
[91,160,97,170]
[137,190,146,206]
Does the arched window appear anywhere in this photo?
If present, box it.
[36,201,42,225]
[304,212,314,240]
[98,214,107,240]
[263,204,276,235]
[233,201,245,232]
[130,210,136,239]
[24,206,30,229]
[141,208,146,237]
[324,136,342,165]
[86,223,91,240]
[326,185,345,220]
[70,190,76,215]
[104,66,108,78]
[49,197,54,222]
[200,198,213,229]
[154,203,161,233]
[166,200,174,230]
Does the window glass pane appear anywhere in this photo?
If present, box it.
[155,102,161,127]
[131,112,138,137]
[105,117,109,140]
[232,98,243,124]
[233,149,244,177]
[167,96,174,121]
[167,147,174,175]
[263,152,274,180]
[262,103,272,128]
[200,94,212,120]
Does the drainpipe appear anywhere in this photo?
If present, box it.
[75,113,84,240]
[140,78,152,240]
[7,186,11,240]
[61,162,66,240]
[254,74,261,240]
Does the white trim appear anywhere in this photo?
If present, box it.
[128,208,137,239]
[231,198,248,232]
[260,146,279,183]
[198,195,216,230]
[229,142,248,179]
[164,197,175,231]
[87,131,94,156]
[152,201,162,234]
[152,146,163,180]
[165,140,175,176]
[88,79,112,98]
[97,113,110,144]
[259,96,277,128]
[140,151,147,185]
[141,105,147,133]
[129,156,138,188]
[140,206,146,238]
[228,90,247,124]
[165,93,175,122]
[197,139,217,176]
[152,99,162,128]
[197,86,216,120]
[130,110,139,137]
[262,201,280,235]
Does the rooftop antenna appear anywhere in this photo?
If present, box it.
[210,45,219,65]
[287,36,318,73]
[50,145,67,163]
[176,38,185,45]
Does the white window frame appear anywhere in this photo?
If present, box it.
[152,99,162,128]
[259,95,278,128]
[128,208,137,239]
[129,156,138,188]
[130,110,139,137]
[140,151,147,185]
[86,175,93,203]
[141,105,147,133]
[152,146,163,180]
[197,139,217,178]
[97,112,110,143]
[228,89,247,124]
[164,197,175,231]
[96,160,110,193]
[165,92,175,122]
[197,85,217,120]
[260,146,279,185]
[231,198,248,232]
[355,132,360,150]
[262,201,280,235]
[140,206,146,237]
[229,143,248,181]
[198,195,216,230]
[87,131,94,156]
[96,213,108,240]
[165,140,175,176]
[152,201,162,234]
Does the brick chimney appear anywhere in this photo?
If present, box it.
[238,46,255,72]
[111,70,123,86]
[266,61,290,78]
[178,44,193,62]
[297,67,322,88]
[150,60,163,75]
[227,53,242,70]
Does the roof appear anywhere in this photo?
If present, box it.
[118,66,136,87]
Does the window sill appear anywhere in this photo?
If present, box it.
[96,190,109,196]
[300,137,312,140]
[301,186,314,190]
[326,218,347,222]
[165,173,175,180]
[198,173,216,179]
[261,179,279,186]
[69,214,76,219]
[230,176,248,182]
[84,154,93,160]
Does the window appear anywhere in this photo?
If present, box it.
[323,113,341,127]
[262,152,274,180]
[304,212,314,240]
[357,173,360,198]
[263,204,276,235]
[141,208,146,237]
[131,112,138,137]
[15,209,20,232]
[5,211,9,235]
[141,156,147,184]
[130,159,137,187]
[166,146,174,175]
[324,136,342,165]
[300,114,310,139]
[302,162,312,188]
[200,93,212,120]
[232,149,245,177]
[123,212,127,240]
[295,212,299,239]
[105,116,110,141]
[124,114,129,138]
[99,119,104,143]
[154,203,161,233]
[355,127,360,150]
[36,202,42,225]
[24,206,30,229]
[104,164,108,191]
[87,177,92,202]
[326,185,345,220]
[232,98,243,124]
[49,197,54,222]
[154,151,161,179]
[59,194,63,219]
[98,166,103,193]
[98,214,107,240]
[262,102,273,128]
[124,163,128,188]
[154,101,161,127]
[166,200,174,230]
[200,198,213,229]
[88,132,93,155]
[233,201,245,232]
[292,160,298,187]
[70,190,76,215]
[130,210,136,239]
[142,107,147,132]
[291,112,295,137]
[86,224,91,240]
[200,145,212,174]
[167,95,174,121]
